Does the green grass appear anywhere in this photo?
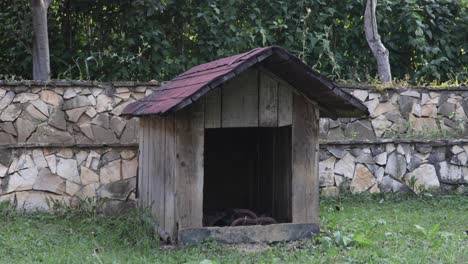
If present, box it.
[1,193,467,263]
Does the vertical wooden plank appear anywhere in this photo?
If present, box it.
[221,68,258,127]
[144,118,151,209]
[204,88,221,128]
[291,94,319,224]
[259,71,278,127]
[175,101,204,229]
[278,83,293,126]
[146,117,166,224]
[137,118,147,207]
[164,114,176,238]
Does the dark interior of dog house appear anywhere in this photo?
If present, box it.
[203,126,292,227]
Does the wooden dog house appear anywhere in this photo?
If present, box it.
[123,46,368,244]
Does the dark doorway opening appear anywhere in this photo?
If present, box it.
[203,126,292,227]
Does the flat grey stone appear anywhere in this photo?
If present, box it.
[438,102,456,117]
[385,152,406,179]
[319,150,331,161]
[380,176,408,192]
[40,90,63,106]
[16,118,37,142]
[48,109,67,130]
[0,149,12,167]
[371,115,392,138]
[327,127,345,141]
[428,150,446,163]
[13,93,39,103]
[407,164,439,192]
[28,124,74,144]
[96,94,114,112]
[30,100,49,116]
[345,120,375,140]
[63,89,77,99]
[80,166,99,185]
[352,90,368,101]
[98,178,136,200]
[319,157,335,187]
[119,118,138,143]
[32,149,48,169]
[399,96,414,118]
[0,91,15,110]
[438,92,449,107]
[373,152,387,165]
[122,157,138,179]
[32,168,65,194]
[62,96,92,110]
[416,145,432,154]
[110,116,126,137]
[334,152,355,179]
[92,113,110,129]
[0,104,22,122]
[461,100,468,117]
[85,151,101,170]
[0,122,16,136]
[407,156,422,171]
[437,161,464,184]
[401,90,420,98]
[328,148,346,159]
[25,104,47,121]
[101,151,121,167]
[370,145,385,156]
[100,160,121,184]
[91,125,118,144]
[66,106,88,122]
[350,164,376,193]
[356,153,375,164]
[56,158,80,183]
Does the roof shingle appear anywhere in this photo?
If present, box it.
[122,46,369,118]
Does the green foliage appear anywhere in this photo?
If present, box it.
[0,0,466,83]
[0,194,467,263]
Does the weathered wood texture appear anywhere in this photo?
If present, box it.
[175,102,205,230]
[259,71,278,126]
[222,68,259,127]
[291,94,320,224]
[138,116,177,238]
[138,65,319,244]
[203,87,221,128]
[203,67,293,128]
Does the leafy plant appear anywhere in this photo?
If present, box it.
[0,0,466,83]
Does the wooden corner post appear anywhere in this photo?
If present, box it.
[291,94,320,224]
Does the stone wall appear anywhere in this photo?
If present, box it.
[0,81,466,211]
[320,86,468,141]
[318,85,468,196]
[0,80,158,211]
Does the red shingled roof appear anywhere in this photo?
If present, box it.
[122,46,368,118]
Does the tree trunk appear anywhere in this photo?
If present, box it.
[364,0,392,84]
[32,0,53,81]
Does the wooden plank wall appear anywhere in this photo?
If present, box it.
[291,94,320,224]
[175,102,205,230]
[138,102,205,241]
[204,68,293,128]
[138,116,177,238]
[138,65,320,241]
